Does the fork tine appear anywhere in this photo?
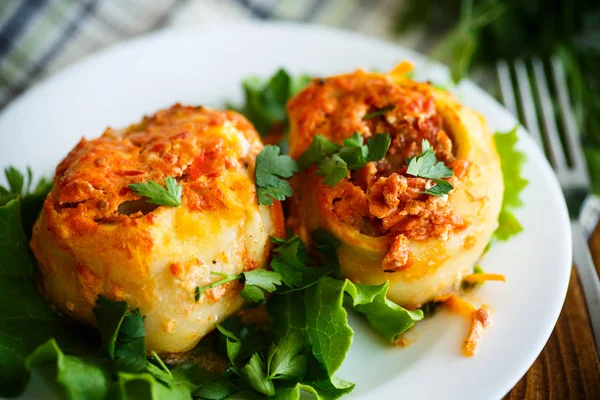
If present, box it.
[514,59,544,148]
[496,61,518,117]
[532,57,567,169]
[551,56,589,183]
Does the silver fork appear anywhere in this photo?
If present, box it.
[497,57,600,354]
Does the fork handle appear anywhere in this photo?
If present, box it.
[571,221,600,356]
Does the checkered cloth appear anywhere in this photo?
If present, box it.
[0,0,429,109]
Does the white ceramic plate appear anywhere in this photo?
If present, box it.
[0,23,571,400]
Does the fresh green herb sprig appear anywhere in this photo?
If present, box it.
[299,132,392,187]
[255,145,298,206]
[195,269,283,303]
[1,166,53,238]
[227,68,312,137]
[405,139,454,196]
[128,177,182,207]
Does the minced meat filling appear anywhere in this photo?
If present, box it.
[291,72,468,242]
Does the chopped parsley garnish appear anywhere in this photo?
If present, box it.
[270,236,312,288]
[318,154,349,186]
[195,270,283,303]
[296,134,340,171]
[366,133,393,161]
[255,145,298,205]
[128,177,182,207]
[194,272,241,302]
[406,139,454,196]
[240,270,283,302]
[298,132,392,187]
[362,105,395,120]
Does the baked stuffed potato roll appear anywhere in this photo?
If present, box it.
[30,104,284,353]
[287,64,503,307]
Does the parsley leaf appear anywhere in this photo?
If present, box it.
[195,269,283,303]
[270,236,311,287]
[229,69,312,136]
[195,272,240,302]
[317,154,348,186]
[406,139,454,196]
[406,139,453,179]
[267,331,307,380]
[215,324,242,365]
[338,146,368,170]
[269,236,332,294]
[366,133,392,161]
[422,178,454,196]
[299,132,391,187]
[194,379,238,400]
[362,105,395,120]
[93,296,147,373]
[255,145,298,205]
[4,166,25,195]
[241,270,283,302]
[1,166,53,238]
[297,135,340,171]
[242,353,275,396]
[128,177,182,207]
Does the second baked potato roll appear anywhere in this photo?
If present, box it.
[287,64,503,307]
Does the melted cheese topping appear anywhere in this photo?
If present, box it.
[30,104,284,353]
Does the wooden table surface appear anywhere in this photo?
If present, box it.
[503,224,600,399]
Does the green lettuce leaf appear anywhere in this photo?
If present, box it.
[305,278,423,375]
[493,127,529,241]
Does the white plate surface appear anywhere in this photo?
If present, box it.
[0,22,571,400]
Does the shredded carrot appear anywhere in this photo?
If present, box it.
[462,273,506,284]
[441,294,475,317]
[463,307,492,357]
[438,294,492,357]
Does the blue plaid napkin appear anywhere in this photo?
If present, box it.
[0,0,425,109]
